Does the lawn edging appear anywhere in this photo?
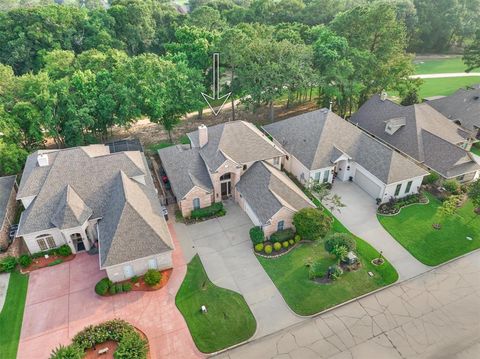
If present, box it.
[377,196,430,217]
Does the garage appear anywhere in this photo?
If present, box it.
[244,199,262,226]
[353,169,383,199]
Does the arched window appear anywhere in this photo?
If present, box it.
[36,234,56,251]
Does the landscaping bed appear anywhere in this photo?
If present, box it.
[377,193,428,215]
[21,254,75,273]
[50,319,149,359]
[176,202,226,224]
[95,269,171,296]
[175,255,256,353]
[378,192,480,266]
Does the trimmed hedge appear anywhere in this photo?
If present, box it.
[95,278,112,296]
[264,245,273,254]
[144,269,161,286]
[190,202,225,220]
[0,256,17,273]
[249,226,264,245]
[18,255,32,268]
[273,242,282,251]
[270,229,295,243]
[254,243,264,252]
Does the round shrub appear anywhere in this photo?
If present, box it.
[114,330,148,359]
[254,243,264,252]
[0,256,17,273]
[109,285,117,295]
[144,269,161,286]
[330,265,343,280]
[324,233,356,253]
[273,242,282,251]
[443,179,460,194]
[294,234,301,243]
[50,344,83,359]
[95,278,112,296]
[289,239,294,245]
[249,226,264,245]
[423,172,439,185]
[116,283,123,293]
[57,244,72,257]
[18,254,32,268]
[123,282,132,292]
[293,208,333,241]
[264,244,273,254]
[130,275,139,283]
[282,241,289,248]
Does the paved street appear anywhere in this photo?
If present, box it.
[175,201,302,339]
[328,181,431,280]
[216,250,480,359]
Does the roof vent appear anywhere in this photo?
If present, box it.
[37,153,49,167]
[380,90,388,101]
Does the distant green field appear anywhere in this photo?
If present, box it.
[414,57,479,74]
[418,77,480,98]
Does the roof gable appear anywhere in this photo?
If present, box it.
[51,185,93,229]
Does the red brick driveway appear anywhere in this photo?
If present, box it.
[18,224,203,359]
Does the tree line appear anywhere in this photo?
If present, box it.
[0,0,478,176]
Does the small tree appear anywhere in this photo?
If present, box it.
[249,226,264,245]
[311,181,346,213]
[469,180,480,213]
[331,244,348,265]
[293,208,333,241]
[434,195,460,227]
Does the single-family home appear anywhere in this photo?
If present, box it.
[263,109,428,203]
[0,175,17,251]
[351,94,480,182]
[16,145,173,282]
[424,85,480,139]
[159,121,315,237]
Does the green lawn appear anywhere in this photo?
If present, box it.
[418,77,480,99]
[471,143,480,157]
[414,57,479,74]
[378,193,480,266]
[0,271,29,359]
[147,134,191,153]
[175,255,256,353]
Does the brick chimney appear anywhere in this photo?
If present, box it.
[198,124,208,148]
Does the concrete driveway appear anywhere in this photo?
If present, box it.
[326,181,430,281]
[175,201,302,338]
[17,224,203,359]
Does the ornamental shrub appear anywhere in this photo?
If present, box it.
[49,344,83,359]
[308,262,324,280]
[109,285,117,295]
[249,226,264,245]
[330,265,343,280]
[270,228,295,243]
[130,275,139,283]
[264,244,273,254]
[57,244,72,257]
[289,239,294,245]
[282,241,289,248]
[293,208,333,241]
[18,254,32,268]
[423,172,439,185]
[254,243,264,252]
[294,234,301,243]
[273,242,282,251]
[324,233,356,253]
[47,259,63,266]
[443,179,460,194]
[114,330,148,359]
[144,269,161,286]
[95,278,112,296]
[123,282,132,292]
[0,256,17,272]
[116,283,123,293]
[190,202,224,219]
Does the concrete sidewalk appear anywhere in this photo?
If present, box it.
[327,181,431,281]
[410,72,480,79]
[175,202,302,339]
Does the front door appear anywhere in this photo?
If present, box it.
[221,181,231,198]
[76,239,86,252]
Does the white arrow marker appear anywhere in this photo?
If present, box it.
[201,53,231,116]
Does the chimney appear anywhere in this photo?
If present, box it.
[198,124,208,148]
[37,153,49,167]
[380,90,388,101]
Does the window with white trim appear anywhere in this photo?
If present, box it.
[36,234,56,251]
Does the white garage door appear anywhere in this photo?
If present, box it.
[354,170,382,199]
[244,200,262,226]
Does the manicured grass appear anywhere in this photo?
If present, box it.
[175,255,256,353]
[471,143,480,157]
[378,193,480,266]
[414,57,479,74]
[0,271,29,359]
[147,134,191,153]
[418,77,480,98]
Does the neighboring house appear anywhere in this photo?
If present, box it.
[351,94,480,182]
[263,109,428,203]
[425,85,480,139]
[16,145,173,282]
[159,121,315,237]
[0,176,17,251]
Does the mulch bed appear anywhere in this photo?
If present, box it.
[254,241,301,258]
[83,328,151,359]
[130,268,172,292]
[21,254,75,273]
[312,262,362,285]
[179,213,226,225]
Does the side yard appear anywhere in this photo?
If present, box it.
[175,255,256,353]
[378,192,480,266]
[0,272,28,359]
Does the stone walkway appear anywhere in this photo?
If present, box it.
[0,272,10,312]
[216,250,480,359]
[175,202,302,339]
[327,181,431,280]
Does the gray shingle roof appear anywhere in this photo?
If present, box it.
[426,85,480,132]
[263,109,427,184]
[236,162,314,223]
[188,121,284,170]
[351,95,479,178]
[0,175,16,225]
[17,146,172,267]
[158,145,213,200]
